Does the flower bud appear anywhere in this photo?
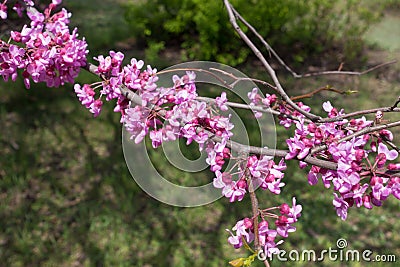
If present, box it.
[258,220,268,229]
[355,149,365,162]
[237,179,247,189]
[247,155,258,167]
[280,203,290,215]
[307,123,317,133]
[265,173,275,183]
[243,218,253,229]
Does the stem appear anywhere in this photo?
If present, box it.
[223,0,320,121]
[247,170,260,251]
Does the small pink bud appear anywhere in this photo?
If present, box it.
[370,176,382,186]
[265,173,275,183]
[387,163,400,170]
[247,155,258,167]
[379,129,393,141]
[258,220,268,229]
[280,203,290,215]
[307,123,317,133]
[355,149,365,162]
[223,148,231,158]
[376,153,387,168]
[269,94,277,104]
[275,215,288,226]
[243,218,253,229]
[237,179,247,189]
[303,138,313,147]
[315,128,323,139]
[363,195,373,209]
[166,94,175,103]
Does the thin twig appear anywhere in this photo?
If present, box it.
[290,85,356,101]
[223,0,320,121]
[208,67,277,91]
[246,168,261,253]
[391,97,400,110]
[231,6,397,78]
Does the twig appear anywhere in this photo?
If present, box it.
[246,168,261,253]
[299,60,397,78]
[208,67,277,91]
[230,6,397,78]
[290,85,355,101]
[223,0,320,122]
[391,97,400,110]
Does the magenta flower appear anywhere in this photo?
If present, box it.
[226,219,254,249]
[74,83,95,108]
[378,142,398,161]
[215,92,229,111]
[333,193,349,220]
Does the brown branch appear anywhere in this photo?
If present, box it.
[223,0,321,122]
[246,168,261,253]
[229,5,397,79]
[299,60,397,78]
[290,85,356,101]
[208,67,277,91]
[391,97,400,110]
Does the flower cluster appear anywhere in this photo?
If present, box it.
[1,0,34,20]
[247,87,277,118]
[227,197,302,257]
[280,101,400,220]
[0,0,88,88]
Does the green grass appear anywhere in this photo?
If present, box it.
[1,1,400,266]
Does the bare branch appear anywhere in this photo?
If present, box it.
[290,85,356,101]
[223,0,321,121]
[391,96,400,110]
[230,5,397,78]
[298,60,397,78]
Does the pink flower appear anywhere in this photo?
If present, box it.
[227,219,254,249]
[89,99,103,117]
[333,193,349,220]
[215,92,228,111]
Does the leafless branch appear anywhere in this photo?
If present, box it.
[223,0,321,122]
[230,5,397,78]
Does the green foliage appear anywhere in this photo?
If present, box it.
[123,0,383,66]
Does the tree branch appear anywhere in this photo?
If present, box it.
[223,0,321,121]
[229,5,397,78]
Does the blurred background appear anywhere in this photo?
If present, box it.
[1,0,400,266]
